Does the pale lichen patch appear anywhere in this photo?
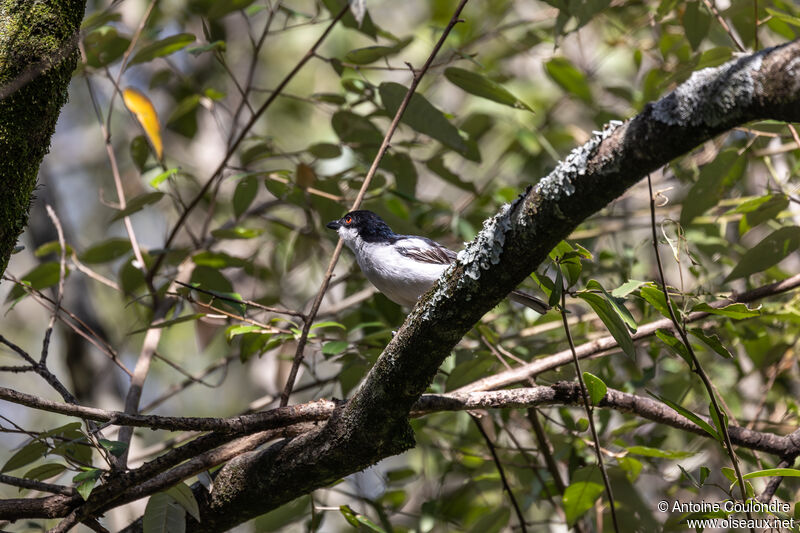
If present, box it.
[652,51,766,127]
[535,120,623,201]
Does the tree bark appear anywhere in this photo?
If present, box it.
[0,0,86,278]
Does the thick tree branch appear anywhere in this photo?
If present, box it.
[0,0,87,278]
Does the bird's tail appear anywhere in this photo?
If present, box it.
[509,290,550,314]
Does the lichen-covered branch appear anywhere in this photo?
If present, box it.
[0,0,87,278]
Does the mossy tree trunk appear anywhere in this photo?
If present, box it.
[0,0,86,278]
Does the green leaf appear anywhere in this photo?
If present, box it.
[639,284,679,319]
[444,67,532,111]
[582,372,607,405]
[131,135,150,171]
[655,328,692,365]
[688,328,733,359]
[310,321,346,330]
[742,468,800,480]
[680,149,745,226]
[649,391,720,442]
[166,483,201,522]
[192,251,247,269]
[233,175,258,218]
[425,155,477,192]
[23,463,67,482]
[186,40,226,55]
[143,492,186,533]
[611,279,646,298]
[149,168,179,188]
[73,469,102,500]
[544,57,592,103]
[683,0,711,50]
[626,445,695,459]
[110,192,165,221]
[720,467,736,482]
[210,227,263,240]
[562,467,604,525]
[6,262,69,302]
[83,26,130,68]
[80,238,132,264]
[225,325,263,340]
[724,226,800,281]
[708,400,728,440]
[690,302,760,320]
[207,0,256,19]
[34,241,73,258]
[576,292,635,357]
[586,279,637,332]
[322,341,349,356]
[308,143,342,159]
[322,0,377,39]
[331,111,383,147]
[730,194,788,235]
[338,505,386,532]
[379,82,467,154]
[130,33,196,65]
[98,439,128,458]
[550,241,582,287]
[344,45,398,65]
[2,441,48,473]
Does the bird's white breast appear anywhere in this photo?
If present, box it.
[344,234,449,307]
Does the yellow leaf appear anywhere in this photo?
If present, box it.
[122,87,163,161]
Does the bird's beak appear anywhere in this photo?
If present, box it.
[326,220,341,230]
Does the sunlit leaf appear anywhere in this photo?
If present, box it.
[562,467,604,525]
[122,88,163,160]
[582,372,607,405]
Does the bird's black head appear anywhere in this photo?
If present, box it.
[326,210,397,243]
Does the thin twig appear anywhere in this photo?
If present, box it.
[40,205,67,365]
[559,287,620,533]
[279,0,472,407]
[470,414,528,533]
[0,473,74,496]
[647,174,753,529]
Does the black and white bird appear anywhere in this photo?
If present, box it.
[326,210,550,314]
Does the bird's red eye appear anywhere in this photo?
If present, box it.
[344,216,352,225]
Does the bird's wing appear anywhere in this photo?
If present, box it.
[396,237,456,265]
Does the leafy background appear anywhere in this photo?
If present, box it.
[1,0,799,531]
